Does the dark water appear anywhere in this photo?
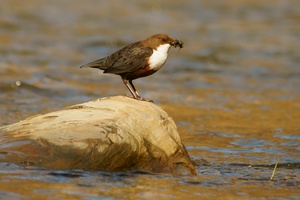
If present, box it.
[0,0,299,199]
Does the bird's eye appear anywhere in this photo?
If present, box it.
[162,38,167,42]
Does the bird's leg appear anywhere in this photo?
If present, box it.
[129,80,141,98]
[129,80,153,102]
[122,78,140,99]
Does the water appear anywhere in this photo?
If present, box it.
[0,0,299,199]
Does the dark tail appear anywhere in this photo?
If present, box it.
[80,58,107,70]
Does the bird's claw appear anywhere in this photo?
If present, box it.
[136,97,154,103]
[126,95,153,102]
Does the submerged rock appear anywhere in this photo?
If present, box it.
[0,96,196,175]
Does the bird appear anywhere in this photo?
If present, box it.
[80,33,183,101]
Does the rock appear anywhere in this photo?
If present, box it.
[0,96,196,175]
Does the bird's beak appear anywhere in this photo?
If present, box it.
[171,39,184,49]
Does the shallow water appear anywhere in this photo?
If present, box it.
[0,0,299,199]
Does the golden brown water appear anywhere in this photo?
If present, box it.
[0,0,299,199]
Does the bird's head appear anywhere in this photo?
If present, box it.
[143,34,183,50]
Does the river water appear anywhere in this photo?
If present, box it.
[0,0,299,199]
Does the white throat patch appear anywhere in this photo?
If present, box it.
[148,44,171,70]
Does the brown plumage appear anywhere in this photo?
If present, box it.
[81,34,183,101]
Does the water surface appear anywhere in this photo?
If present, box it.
[0,0,299,199]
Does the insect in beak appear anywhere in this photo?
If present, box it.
[171,39,184,49]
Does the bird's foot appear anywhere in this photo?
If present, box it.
[135,96,154,103]
[139,97,154,103]
[126,95,153,102]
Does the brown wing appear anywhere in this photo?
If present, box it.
[80,42,153,74]
[103,45,153,75]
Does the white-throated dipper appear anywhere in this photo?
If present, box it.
[80,33,183,101]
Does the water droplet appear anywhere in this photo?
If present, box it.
[15,81,21,86]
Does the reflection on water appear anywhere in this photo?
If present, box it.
[0,163,299,199]
[0,0,299,198]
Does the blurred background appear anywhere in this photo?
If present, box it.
[0,0,299,198]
